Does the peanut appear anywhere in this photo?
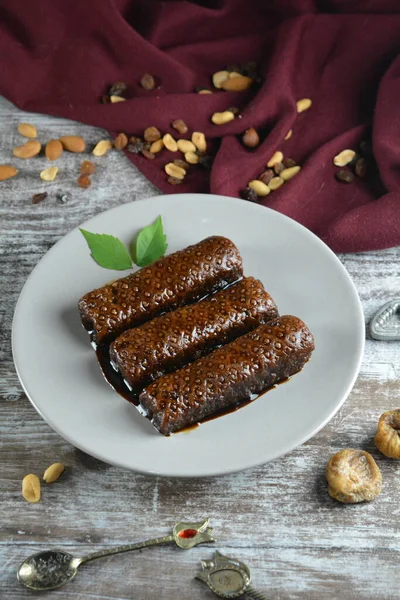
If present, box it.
[43,462,65,483]
[211,111,235,125]
[22,474,41,503]
[268,176,284,190]
[212,70,230,89]
[333,149,356,167]
[92,140,113,157]
[165,163,186,179]
[296,98,312,113]
[242,127,260,148]
[40,166,59,182]
[17,123,37,138]
[150,139,164,153]
[13,140,41,159]
[60,136,86,153]
[177,139,196,153]
[110,95,126,103]
[45,139,63,161]
[192,132,207,153]
[280,166,301,181]
[221,75,253,92]
[144,127,161,142]
[163,134,178,152]
[248,180,271,197]
[284,129,293,140]
[267,151,283,167]
[185,151,200,164]
[0,165,18,181]
[114,133,128,150]
[171,120,188,134]
[198,89,213,95]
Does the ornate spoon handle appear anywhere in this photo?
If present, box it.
[80,535,174,564]
[246,585,270,600]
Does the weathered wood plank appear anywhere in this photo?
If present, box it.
[1,95,400,599]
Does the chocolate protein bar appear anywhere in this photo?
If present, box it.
[110,277,278,394]
[79,236,243,345]
[140,315,315,435]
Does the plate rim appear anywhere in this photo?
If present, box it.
[12,193,365,477]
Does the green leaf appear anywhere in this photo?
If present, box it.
[131,216,168,267]
[80,229,132,270]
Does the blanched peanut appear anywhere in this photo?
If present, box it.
[43,462,65,483]
[248,180,270,197]
[211,111,235,125]
[22,474,41,503]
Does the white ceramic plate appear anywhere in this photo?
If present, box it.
[12,194,364,477]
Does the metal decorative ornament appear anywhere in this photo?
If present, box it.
[370,300,400,341]
[196,551,269,599]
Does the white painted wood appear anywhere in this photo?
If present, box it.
[1,95,399,599]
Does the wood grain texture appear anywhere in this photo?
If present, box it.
[1,95,399,600]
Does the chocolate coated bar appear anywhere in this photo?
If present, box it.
[110,277,278,394]
[79,236,243,345]
[140,315,315,435]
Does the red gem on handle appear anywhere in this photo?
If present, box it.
[178,529,198,538]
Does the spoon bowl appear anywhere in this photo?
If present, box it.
[17,550,82,591]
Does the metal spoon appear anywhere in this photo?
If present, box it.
[196,551,269,599]
[18,517,215,591]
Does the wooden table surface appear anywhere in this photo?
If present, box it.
[1,95,399,600]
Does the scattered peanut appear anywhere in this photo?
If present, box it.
[17,123,37,138]
[248,180,271,197]
[78,174,91,188]
[274,162,284,175]
[22,474,41,503]
[326,449,382,504]
[140,73,156,90]
[60,136,86,153]
[284,129,293,140]
[40,166,59,182]
[268,176,284,190]
[333,149,356,167]
[114,133,128,150]
[92,140,113,157]
[258,169,274,185]
[150,139,164,153]
[45,139,63,161]
[13,140,41,159]
[296,98,312,113]
[212,70,230,89]
[242,127,260,149]
[167,176,182,185]
[228,71,242,79]
[267,151,283,167]
[174,159,190,170]
[32,192,48,204]
[198,89,213,95]
[165,162,186,179]
[163,134,178,152]
[221,75,253,92]
[172,120,188,134]
[110,95,126,103]
[144,127,161,142]
[355,157,367,178]
[43,462,65,484]
[185,151,200,164]
[192,132,207,154]
[211,111,235,125]
[177,139,196,153]
[375,410,400,459]
[0,165,18,181]
[335,169,354,183]
[142,149,155,160]
[283,157,296,168]
[280,166,301,181]
[80,160,95,174]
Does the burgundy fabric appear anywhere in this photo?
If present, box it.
[1,1,400,252]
